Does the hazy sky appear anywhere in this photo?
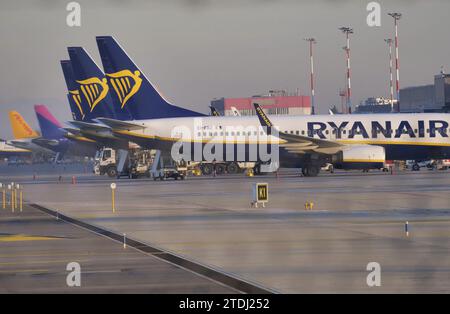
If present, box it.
[1,0,450,138]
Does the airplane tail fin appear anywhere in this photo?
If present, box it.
[8,111,39,139]
[61,60,85,121]
[34,105,65,139]
[209,106,221,116]
[95,36,205,120]
[68,47,129,121]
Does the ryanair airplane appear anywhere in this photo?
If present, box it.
[68,36,450,176]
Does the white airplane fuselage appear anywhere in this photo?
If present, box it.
[114,113,450,167]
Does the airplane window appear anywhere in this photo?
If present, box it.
[237,132,240,136]
[296,131,299,135]
[231,132,235,136]
[325,130,329,135]
[301,130,305,135]
[290,131,294,134]
[427,129,430,133]
[203,132,206,136]
[198,132,201,137]
[214,132,218,136]
[343,130,347,134]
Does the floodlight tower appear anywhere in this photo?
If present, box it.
[304,38,317,115]
[339,27,354,114]
[384,38,394,112]
[388,12,402,111]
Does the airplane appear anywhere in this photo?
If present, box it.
[32,104,99,159]
[209,106,241,117]
[6,111,54,156]
[0,139,31,160]
[65,36,450,177]
[61,50,132,150]
[230,106,241,117]
[209,106,221,117]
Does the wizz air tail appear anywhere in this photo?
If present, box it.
[8,111,39,139]
[34,105,65,140]
[61,60,85,121]
[95,36,205,120]
[68,47,130,121]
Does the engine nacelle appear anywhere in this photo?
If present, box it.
[333,145,386,170]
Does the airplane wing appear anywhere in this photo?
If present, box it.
[95,118,146,131]
[62,127,82,135]
[253,103,343,154]
[32,138,60,147]
[68,120,111,131]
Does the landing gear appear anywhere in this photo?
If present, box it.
[226,162,240,174]
[200,163,213,175]
[301,164,321,177]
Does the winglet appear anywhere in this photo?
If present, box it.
[253,103,274,134]
[209,106,221,117]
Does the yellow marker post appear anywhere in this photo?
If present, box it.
[8,185,13,213]
[111,183,117,213]
[18,184,23,212]
[0,183,4,210]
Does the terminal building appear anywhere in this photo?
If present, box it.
[354,97,398,114]
[210,90,311,116]
[355,73,450,114]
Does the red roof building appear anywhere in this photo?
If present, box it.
[211,91,311,116]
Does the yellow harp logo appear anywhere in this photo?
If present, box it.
[69,89,84,119]
[106,70,142,109]
[76,77,109,112]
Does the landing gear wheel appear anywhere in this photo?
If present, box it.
[201,164,213,175]
[227,162,239,174]
[215,164,225,175]
[412,164,420,171]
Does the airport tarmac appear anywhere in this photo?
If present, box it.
[0,204,239,293]
[2,166,450,293]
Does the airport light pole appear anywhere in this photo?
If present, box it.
[388,13,402,112]
[384,38,395,112]
[304,38,317,115]
[339,27,353,114]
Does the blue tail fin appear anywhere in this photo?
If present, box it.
[95,36,205,120]
[68,47,126,121]
[61,60,85,121]
[34,105,65,140]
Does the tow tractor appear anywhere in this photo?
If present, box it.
[150,151,188,180]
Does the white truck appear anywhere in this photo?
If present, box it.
[94,147,154,178]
